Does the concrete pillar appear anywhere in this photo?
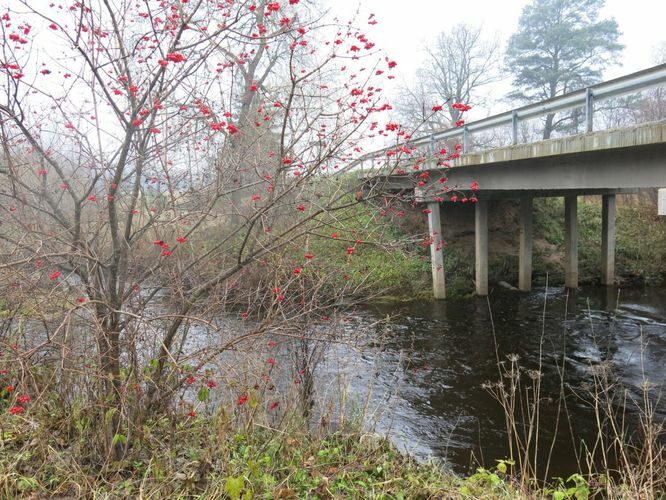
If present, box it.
[564,196,578,289]
[658,188,666,216]
[426,201,446,299]
[601,284,619,312]
[475,200,489,296]
[601,194,616,285]
[519,197,534,291]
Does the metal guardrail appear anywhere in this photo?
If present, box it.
[357,63,666,168]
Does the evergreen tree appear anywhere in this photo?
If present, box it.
[506,0,623,138]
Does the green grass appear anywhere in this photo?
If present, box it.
[0,405,479,498]
[533,197,666,285]
[308,195,666,298]
[2,402,647,498]
[307,201,433,300]
[5,401,613,499]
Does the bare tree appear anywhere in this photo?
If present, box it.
[395,24,499,133]
[634,43,666,122]
[0,0,408,462]
[595,43,666,130]
[654,41,666,64]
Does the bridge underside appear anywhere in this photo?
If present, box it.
[363,126,666,298]
[369,141,666,198]
[418,193,626,298]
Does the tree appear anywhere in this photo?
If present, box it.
[596,43,666,131]
[505,0,623,139]
[0,0,409,461]
[635,42,666,122]
[396,24,498,134]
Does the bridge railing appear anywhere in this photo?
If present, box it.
[356,63,666,173]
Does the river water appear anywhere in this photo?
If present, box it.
[13,281,664,481]
[316,285,666,478]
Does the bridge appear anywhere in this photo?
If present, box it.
[360,64,666,298]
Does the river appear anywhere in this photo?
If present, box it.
[315,285,666,479]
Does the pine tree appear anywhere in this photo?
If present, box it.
[506,0,623,138]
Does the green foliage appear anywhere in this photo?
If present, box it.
[197,387,210,402]
[0,405,464,498]
[309,195,666,297]
[535,197,565,246]
[309,201,432,299]
[533,197,666,285]
[460,459,515,498]
[111,433,127,447]
[506,0,623,101]
[545,474,592,500]
[0,386,655,498]
[615,203,666,282]
[506,0,623,137]
[223,476,246,499]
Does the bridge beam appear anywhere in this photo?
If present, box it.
[475,200,489,296]
[519,197,533,291]
[426,202,446,299]
[601,194,616,285]
[564,196,579,289]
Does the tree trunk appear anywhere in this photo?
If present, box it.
[97,308,125,461]
[543,113,555,140]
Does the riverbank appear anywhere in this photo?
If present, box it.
[0,402,658,498]
[2,286,664,498]
[1,195,664,498]
[0,386,523,498]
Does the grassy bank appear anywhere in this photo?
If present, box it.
[532,197,666,285]
[2,400,659,498]
[1,195,663,498]
[1,402,521,498]
[2,196,661,308]
[304,200,433,301]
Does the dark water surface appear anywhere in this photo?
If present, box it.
[319,286,666,478]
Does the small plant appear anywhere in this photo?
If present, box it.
[544,474,591,500]
[460,459,516,498]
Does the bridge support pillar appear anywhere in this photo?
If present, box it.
[475,199,489,296]
[519,197,533,291]
[564,196,579,288]
[426,201,446,299]
[601,194,616,285]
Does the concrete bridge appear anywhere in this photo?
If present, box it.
[360,64,666,298]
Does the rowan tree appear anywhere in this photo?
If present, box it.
[0,0,421,460]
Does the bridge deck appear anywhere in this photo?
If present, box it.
[364,121,666,200]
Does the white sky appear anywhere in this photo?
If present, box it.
[323,0,666,116]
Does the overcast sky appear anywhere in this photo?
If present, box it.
[323,0,666,116]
